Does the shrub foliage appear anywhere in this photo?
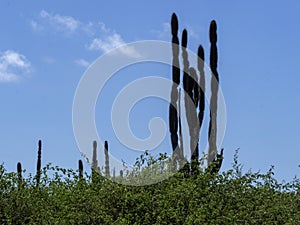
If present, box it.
[0,153,299,225]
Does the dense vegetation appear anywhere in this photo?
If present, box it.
[1,152,299,225]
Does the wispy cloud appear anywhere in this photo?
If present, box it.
[39,10,79,32]
[75,59,90,68]
[0,50,31,82]
[87,23,141,58]
[31,10,82,35]
[31,10,141,58]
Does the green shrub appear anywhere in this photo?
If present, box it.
[0,155,299,224]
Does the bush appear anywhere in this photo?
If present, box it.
[0,154,299,224]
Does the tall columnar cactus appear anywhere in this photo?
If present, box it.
[17,162,22,184]
[78,160,83,180]
[36,140,42,187]
[104,141,110,178]
[178,88,184,167]
[196,45,206,172]
[197,45,205,131]
[189,67,200,173]
[181,28,200,172]
[169,13,182,163]
[208,20,219,165]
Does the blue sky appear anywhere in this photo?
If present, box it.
[0,1,299,182]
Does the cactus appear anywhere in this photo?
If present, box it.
[169,13,182,165]
[92,140,98,171]
[78,160,83,180]
[208,20,219,165]
[197,45,205,131]
[36,140,42,187]
[181,28,200,173]
[91,140,98,182]
[178,88,184,167]
[104,141,110,178]
[17,162,22,184]
[189,67,200,174]
[192,45,206,174]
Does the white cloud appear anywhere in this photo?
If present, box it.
[40,10,80,32]
[0,50,32,82]
[31,10,141,58]
[88,33,124,52]
[75,59,90,67]
[31,10,95,36]
[88,33,141,58]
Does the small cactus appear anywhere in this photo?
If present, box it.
[36,140,42,187]
[78,160,83,180]
[104,141,110,178]
[92,140,98,171]
[17,162,22,184]
[91,140,98,183]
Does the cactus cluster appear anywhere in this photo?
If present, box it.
[14,14,223,183]
[91,140,111,181]
[169,13,223,174]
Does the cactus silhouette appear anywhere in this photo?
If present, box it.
[208,20,219,165]
[91,140,98,182]
[104,141,110,178]
[189,67,200,174]
[78,160,83,180]
[92,140,98,171]
[178,88,184,167]
[36,140,42,187]
[197,45,205,131]
[169,13,183,165]
[181,28,200,173]
[17,162,22,184]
